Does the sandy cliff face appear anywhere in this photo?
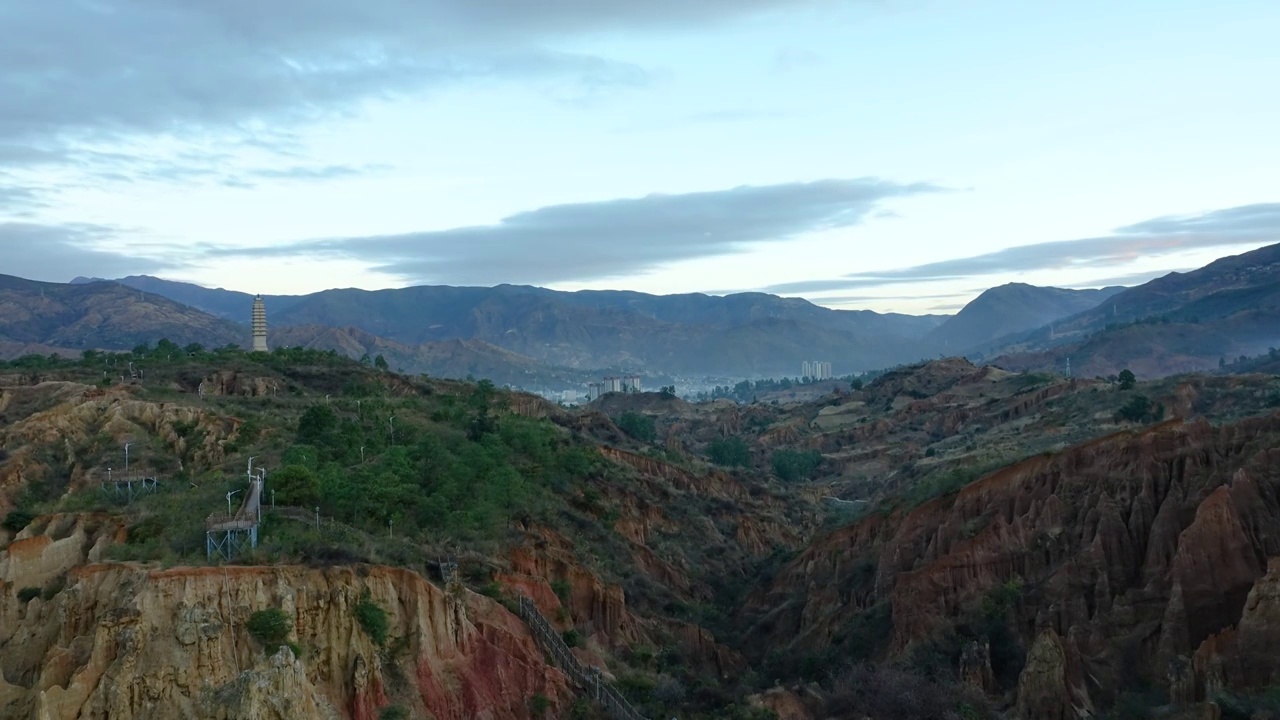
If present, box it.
[1,518,570,720]
[747,414,1280,716]
[0,381,240,514]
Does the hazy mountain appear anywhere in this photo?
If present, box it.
[990,243,1280,377]
[925,283,1124,353]
[83,277,949,376]
[1,275,245,351]
[70,275,307,321]
[271,325,600,390]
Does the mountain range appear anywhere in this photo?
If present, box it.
[14,241,1276,384]
[989,243,1280,377]
[70,277,948,377]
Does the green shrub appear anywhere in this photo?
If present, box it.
[528,694,552,716]
[551,579,572,605]
[378,705,410,720]
[3,509,36,533]
[562,628,581,647]
[770,449,823,482]
[708,436,751,467]
[246,608,292,654]
[17,586,41,603]
[616,412,657,443]
[355,589,390,646]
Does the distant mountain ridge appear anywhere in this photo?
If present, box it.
[925,283,1124,354]
[271,325,600,390]
[79,276,951,376]
[1,274,246,352]
[989,243,1280,377]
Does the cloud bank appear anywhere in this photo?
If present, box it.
[0,224,175,281]
[205,178,941,285]
[763,203,1280,294]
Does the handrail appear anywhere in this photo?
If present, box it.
[516,595,647,720]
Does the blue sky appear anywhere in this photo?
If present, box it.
[2,0,1278,313]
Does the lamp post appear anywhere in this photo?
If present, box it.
[124,442,132,474]
[227,489,242,515]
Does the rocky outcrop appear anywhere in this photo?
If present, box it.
[1015,629,1093,720]
[961,639,997,695]
[747,414,1280,709]
[0,554,570,720]
[197,371,280,398]
[0,383,239,512]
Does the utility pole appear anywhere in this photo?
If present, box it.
[124,442,132,474]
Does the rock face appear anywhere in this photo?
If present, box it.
[0,382,239,514]
[747,414,1280,712]
[1,533,571,720]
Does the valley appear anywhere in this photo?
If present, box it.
[2,339,1279,719]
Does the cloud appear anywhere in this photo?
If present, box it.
[1066,268,1195,288]
[0,1,818,155]
[0,223,175,281]
[205,178,943,285]
[0,184,45,212]
[761,202,1280,294]
[774,48,826,72]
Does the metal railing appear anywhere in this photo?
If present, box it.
[516,595,647,720]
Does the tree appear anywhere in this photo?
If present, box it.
[1220,357,1227,370]
[850,378,864,391]
[659,385,676,398]
[771,449,823,482]
[708,436,751,467]
[271,465,319,505]
[373,354,389,371]
[246,608,292,654]
[297,405,338,446]
[617,412,657,442]
[1118,369,1136,390]
[1116,395,1163,424]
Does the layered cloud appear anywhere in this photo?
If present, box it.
[0,224,175,281]
[205,178,942,285]
[0,1,819,152]
[763,203,1280,294]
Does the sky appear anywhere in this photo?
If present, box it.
[2,0,1279,314]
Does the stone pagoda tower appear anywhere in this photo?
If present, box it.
[251,295,269,352]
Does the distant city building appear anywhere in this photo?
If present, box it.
[624,375,641,392]
[251,295,269,352]
[802,361,832,380]
[605,376,623,394]
[587,382,604,401]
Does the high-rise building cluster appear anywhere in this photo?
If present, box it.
[802,361,833,380]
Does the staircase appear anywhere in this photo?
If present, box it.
[515,595,648,720]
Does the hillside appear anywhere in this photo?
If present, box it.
[926,283,1122,354]
[979,244,1280,378]
[272,324,600,389]
[0,347,822,719]
[89,276,946,376]
[0,275,246,351]
[4,347,1280,718]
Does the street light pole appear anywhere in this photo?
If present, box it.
[227,489,243,515]
[124,443,131,474]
